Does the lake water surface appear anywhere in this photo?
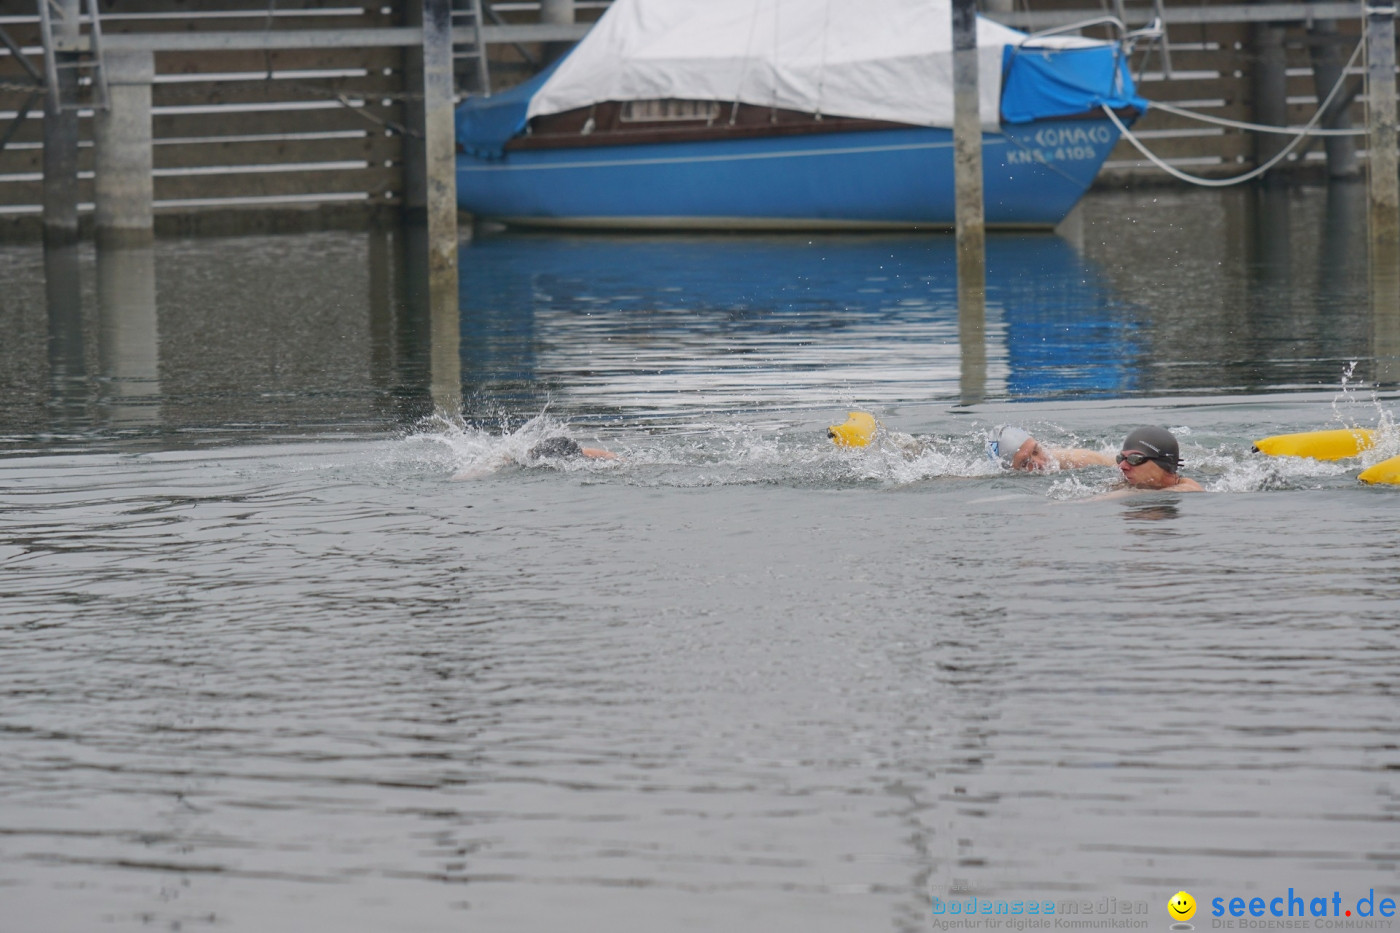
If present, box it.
[2,186,1398,933]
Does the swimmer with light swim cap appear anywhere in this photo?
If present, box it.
[828,411,1115,470]
[986,424,1116,472]
[1114,425,1202,491]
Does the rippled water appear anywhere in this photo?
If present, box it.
[2,186,1398,932]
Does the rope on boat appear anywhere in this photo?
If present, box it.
[1104,37,1364,187]
[1147,99,1366,137]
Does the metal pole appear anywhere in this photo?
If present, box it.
[951,0,986,404]
[42,0,82,248]
[422,0,461,416]
[93,50,155,249]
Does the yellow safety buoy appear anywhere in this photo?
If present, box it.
[1251,428,1374,461]
[828,411,878,448]
[1358,454,1400,485]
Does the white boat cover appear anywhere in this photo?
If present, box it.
[526,0,1104,131]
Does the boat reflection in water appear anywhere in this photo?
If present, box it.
[458,231,1139,415]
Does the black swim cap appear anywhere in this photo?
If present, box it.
[1121,426,1180,472]
[527,436,582,461]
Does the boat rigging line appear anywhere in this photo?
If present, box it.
[1102,36,1365,187]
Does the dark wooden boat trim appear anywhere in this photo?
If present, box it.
[492,100,1138,153]
[504,101,913,151]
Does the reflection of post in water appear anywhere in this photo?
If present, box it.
[45,244,87,421]
[395,221,461,420]
[1320,179,1366,302]
[367,222,398,406]
[1227,186,1292,387]
[96,247,161,427]
[958,293,986,405]
[1374,266,1400,387]
[1247,184,1291,282]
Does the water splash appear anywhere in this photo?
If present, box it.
[407,409,621,479]
[397,406,1384,495]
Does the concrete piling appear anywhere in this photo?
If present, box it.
[93,50,155,249]
[1367,2,1400,380]
[421,0,462,416]
[1308,19,1359,179]
[951,0,986,404]
[1250,21,1289,175]
[1366,7,1400,284]
[541,0,575,64]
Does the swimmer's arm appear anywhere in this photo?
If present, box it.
[1049,447,1116,468]
[580,446,619,460]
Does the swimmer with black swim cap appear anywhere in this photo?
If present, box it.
[525,436,617,463]
[452,433,617,480]
[1115,425,1202,491]
[987,425,1115,472]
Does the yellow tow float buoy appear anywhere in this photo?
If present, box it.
[1251,428,1374,461]
[1358,454,1400,485]
[827,411,878,448]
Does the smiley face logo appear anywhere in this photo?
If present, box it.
[1168,891,1197,922]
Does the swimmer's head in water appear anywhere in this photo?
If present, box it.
[1119,425,1180,473]
[526,436,583,461]
[987,426,1032,467]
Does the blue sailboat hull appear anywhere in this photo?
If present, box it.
[456,117,1122,230]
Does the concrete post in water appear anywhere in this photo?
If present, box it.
[951,0,986,404]
[93,50,155,249]
[422,0,462,415]
[1368,2,1400,382]
[1308,20,1359,179]
[1249,20,1289,177]
[42,0,81,248]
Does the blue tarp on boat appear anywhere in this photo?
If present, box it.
[999,44,1146,124]
[455,58,564,160]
